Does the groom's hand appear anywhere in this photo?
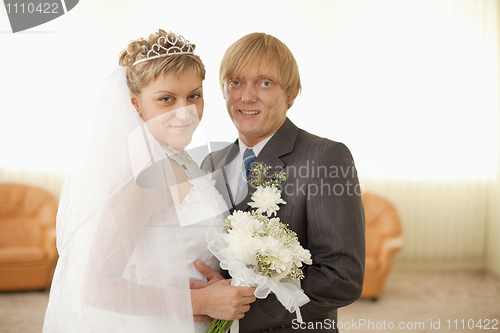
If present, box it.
[190,260,224,289]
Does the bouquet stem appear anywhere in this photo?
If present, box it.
[206,319,233,333]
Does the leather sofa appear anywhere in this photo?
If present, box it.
[0,183,58,291]
[360,192,403,300]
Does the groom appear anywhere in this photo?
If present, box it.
[200,33,365,332]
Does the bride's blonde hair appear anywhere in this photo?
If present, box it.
[119,29,205,94]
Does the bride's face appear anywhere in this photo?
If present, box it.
[131,68,203,150]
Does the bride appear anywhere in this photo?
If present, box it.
[42,29,255,333]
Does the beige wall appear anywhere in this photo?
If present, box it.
[487,5,500,276]
[487,157,500,276]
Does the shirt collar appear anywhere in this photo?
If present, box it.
[238,134,274,157]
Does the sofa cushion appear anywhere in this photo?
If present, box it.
[0,247,46,266]
[0,216,41,247]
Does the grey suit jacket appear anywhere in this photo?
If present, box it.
[201,118,365,332]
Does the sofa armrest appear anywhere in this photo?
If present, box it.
[41,228,57,253]
[378,237,403,263]
[38,197,58,252]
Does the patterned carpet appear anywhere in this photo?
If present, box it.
[0,270,499,333]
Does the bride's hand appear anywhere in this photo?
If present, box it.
[191,278,256,321]
[190,260,224,289]
[193,315,212,322]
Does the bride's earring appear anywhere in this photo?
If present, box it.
[134,107,142,118]
[134,105,142,118]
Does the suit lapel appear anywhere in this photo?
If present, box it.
[205,141,240,211]
[209,141,239,171]
[234,118,298,212]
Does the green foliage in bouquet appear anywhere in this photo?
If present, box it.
[247,163,287,188]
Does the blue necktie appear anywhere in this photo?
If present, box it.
[235,148,256,206]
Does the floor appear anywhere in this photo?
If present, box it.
[1,270,499,333]
[339,270,500,332]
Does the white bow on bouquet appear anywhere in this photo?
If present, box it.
[206,163,312,333]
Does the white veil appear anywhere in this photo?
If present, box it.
[43,66,208,332]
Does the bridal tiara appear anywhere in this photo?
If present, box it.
[132,32,194,66]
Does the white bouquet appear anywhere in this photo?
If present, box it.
[206,163,312,333]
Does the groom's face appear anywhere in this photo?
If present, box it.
[223,58,294,147]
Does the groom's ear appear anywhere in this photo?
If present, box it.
[286,84,300,110]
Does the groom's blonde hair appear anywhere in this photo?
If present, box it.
[219,33,301,109]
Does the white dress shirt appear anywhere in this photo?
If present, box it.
[225,135,274,204]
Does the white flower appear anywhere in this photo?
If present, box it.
[292,243,313,266]
[223,211,265,266]
[224,229,260,266]
[248,186,287,216]
[226,210,265,233]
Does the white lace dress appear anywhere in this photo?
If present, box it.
[122,148,229,333]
